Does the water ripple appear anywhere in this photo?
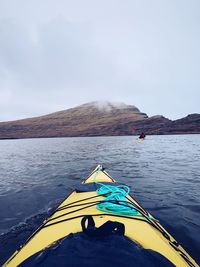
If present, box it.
[0,135,200,264]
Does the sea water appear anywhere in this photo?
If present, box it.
[0,135,199,265]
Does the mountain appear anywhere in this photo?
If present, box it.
[0,102,199,139]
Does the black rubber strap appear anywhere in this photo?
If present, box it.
[81,215,125,237]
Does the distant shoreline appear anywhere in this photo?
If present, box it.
[1,132,200,141]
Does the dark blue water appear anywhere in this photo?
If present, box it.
[0,135,200,265]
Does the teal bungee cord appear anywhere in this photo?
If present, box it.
[92,165,141,216]
[95,182,140,216]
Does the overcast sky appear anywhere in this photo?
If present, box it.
[0,0,200,121]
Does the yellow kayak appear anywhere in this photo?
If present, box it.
[3,165,199,267]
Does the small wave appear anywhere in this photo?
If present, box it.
[0,211,52,266]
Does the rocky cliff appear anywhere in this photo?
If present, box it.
[0,102,199,139]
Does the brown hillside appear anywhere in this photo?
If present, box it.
[0,102,199,139]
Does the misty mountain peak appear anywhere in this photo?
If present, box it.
[80,101,141,113]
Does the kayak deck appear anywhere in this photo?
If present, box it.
[4,165,199,267]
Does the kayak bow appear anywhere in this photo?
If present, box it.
[3,165,199,267]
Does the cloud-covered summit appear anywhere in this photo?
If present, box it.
[81,101,140,113]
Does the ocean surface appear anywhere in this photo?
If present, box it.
[0,135,200,265]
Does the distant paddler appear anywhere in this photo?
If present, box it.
[138,132,146,140]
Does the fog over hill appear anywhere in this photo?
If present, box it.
[0,102,199,139]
